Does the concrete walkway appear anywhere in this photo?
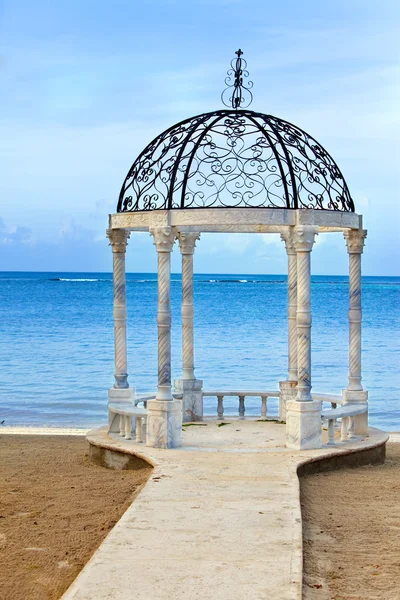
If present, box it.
[59,421,387,600]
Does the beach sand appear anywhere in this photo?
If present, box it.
[301,442,400,600]
[0,434,152,600]
[1,433,399,600]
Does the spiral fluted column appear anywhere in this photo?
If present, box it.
[147,226,182,449]
[294,227,318,402]
[344,229,367,391]
[285,226,320,450]
[178,232,200,380]
[279,228,298,421]
[150,227,176,401]
[342,229,368,434]
[281,228,298,381]
[174,231,203,422]
[107,229,130,389]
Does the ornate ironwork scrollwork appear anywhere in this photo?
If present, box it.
[117,109,355,213]
[221,49,254,110]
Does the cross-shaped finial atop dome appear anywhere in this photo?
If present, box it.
[221,49,253,109]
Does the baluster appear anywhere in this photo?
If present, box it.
[217,395,224,420]
[238,396,245,419]
[332,402,340,429]
[136,417,143,442]
[341,417,349,441]
[348,416,356,439]
[327,419,335,445]
[119,414,125,437]
[261,396,267,418]
[125,415,132,440]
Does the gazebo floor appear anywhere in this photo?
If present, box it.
[60,423,388,600]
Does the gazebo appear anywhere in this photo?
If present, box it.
[105,50,368,450]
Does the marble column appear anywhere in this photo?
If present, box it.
[106,229,134,406]
[281,228,298,381]
[279,228,298,421]
[146,226,182,448]
[106,229,134,435]
[343,229,368,434]
[174,231,203,422]
[286,226,321,450]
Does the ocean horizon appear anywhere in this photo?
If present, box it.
[1,271,399,431]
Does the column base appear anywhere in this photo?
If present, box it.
[343,389,369,435]
[146,399,183,449]
[286,400,322,450]
[108,386,135,403]
[279,380,297,422]
[174,379,203,422]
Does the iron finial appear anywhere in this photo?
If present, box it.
[221,49,253,109]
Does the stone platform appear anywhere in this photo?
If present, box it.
[60,421,387,600]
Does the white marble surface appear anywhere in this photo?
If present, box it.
[62,423,387,600]
[279,380,297,422]
[108,387,135,431]
[342,388,369,434]
[286,400,322,450]
[146,399,182,449]
[108,387,134,402]
[174,379,203,422]
[110,208,362,232]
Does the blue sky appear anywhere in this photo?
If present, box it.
[0,0,399,274]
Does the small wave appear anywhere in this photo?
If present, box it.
[204,278,249,283]
[133,279,157,283]
[50,278,108,282]
[199,278,285,284]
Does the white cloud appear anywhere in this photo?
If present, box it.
[0,218,33,245]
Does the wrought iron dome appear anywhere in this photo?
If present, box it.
[117,50,355,213]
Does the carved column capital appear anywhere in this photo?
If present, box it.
[150,226,176,252]
[280,228,296,255]
[293,226,318,252]
[343,229,367,254]
[178,232,201,255]
[106,229,130,253]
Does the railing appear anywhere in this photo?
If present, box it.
[134,392,182,408]
[202,390,280,420]
[109,392,183,442]
[312,392,344,408]
[313,392,367,445]
[108,402,147,442]
[321,403,367,445]
[112,389,366,447]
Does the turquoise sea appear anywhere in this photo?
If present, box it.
[0,272,399,431]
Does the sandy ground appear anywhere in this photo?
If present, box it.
[0,435,152,600]
[301,442,400,600]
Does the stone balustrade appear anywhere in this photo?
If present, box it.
[312,392,344,408]
[108,403,148,442]
[321,403,368,446]
[202,390,280,420]
[109,389,365,449]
